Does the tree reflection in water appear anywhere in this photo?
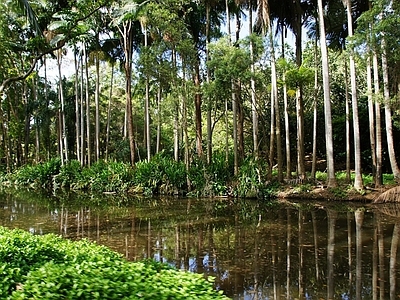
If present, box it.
[2,191,400,299]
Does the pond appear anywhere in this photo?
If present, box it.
[1,188,400,299]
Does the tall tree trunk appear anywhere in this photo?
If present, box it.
[346,0,363,190]
[156,84,161,154]
[270,30,282,182]
[317,0,337,187]
[381,34,400,178]
[236,11,244,162]
[367,52,376,181]
[206,3,212,165]
[118,21,136,165]
[142,23,151,161]
[194,61,203,158]
[80,49,85,166]
[95,53,100,161]
[226,0,237,174]
[23,81,30,164]
[283,31,291,179]
[373,49,382,186]
[84,45,91,166]
[295,11,305,180]
[268,84,275,180]
[311,38,318,179]
[249,3,258,159]
[344,60,351,183]
[172,48,179,162]
[74,48,81,163]
[105,62,114,161]
[57,51,68,164]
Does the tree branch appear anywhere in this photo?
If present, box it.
[0,4,105,95]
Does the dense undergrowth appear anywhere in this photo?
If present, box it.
[0,227,228,299]
[0,152,396,199]
[0,152,274,198]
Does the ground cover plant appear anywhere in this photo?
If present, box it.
[0,227,228,299]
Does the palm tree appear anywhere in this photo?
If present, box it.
[343,0,363,190]
[317,0,337,187]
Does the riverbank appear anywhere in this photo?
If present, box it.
[276,183,397,202]
[1,156,397,202]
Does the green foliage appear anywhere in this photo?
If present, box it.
[53,159,82,190]
[133,152,187,195]
[0,227,227,300]
[235,158,268,198]
[8,158,62,188]
[76,160,134,193]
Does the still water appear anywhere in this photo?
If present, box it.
[1,188,400,299]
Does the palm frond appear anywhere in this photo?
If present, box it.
[16,0,42,37]
[374,186,400,203]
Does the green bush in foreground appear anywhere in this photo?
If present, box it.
[0,227,228,300]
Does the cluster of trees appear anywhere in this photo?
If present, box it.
[0,0,399,190]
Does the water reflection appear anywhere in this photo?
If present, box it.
[1,189,400,299]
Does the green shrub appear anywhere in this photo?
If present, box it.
[53,159,82,190]
[236,158,267,198]
[74,161,133,193]
[0,227,227,300]
[133,152,187,195]
[9,158,62,188]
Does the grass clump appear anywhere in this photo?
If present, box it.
[0,227,228,300]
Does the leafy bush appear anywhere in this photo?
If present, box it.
[133,152,187,195]
[0,227,227,300]
[75,160,133,193]
[53,159,82,190]
[9,158,62,188]
[236,158,267,198]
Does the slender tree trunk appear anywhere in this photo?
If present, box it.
[317,0,337,187]
[283,32,291,179]
[57,51,68,164]
[23,82,30,164]
[95,53,100,161]
[381,34,400,178]
[206,3,212,165]
[142,24,151,161]
[346,0,363,190]
[172,48,179,162]
[74,48,81,163]
[249,3,258,160]
[311,39,318,179]
[194,61,203,158]
[268,85,275,180]
[367,50,377,182]
[236,12,244,162]
[84,45,91,166]
[373,50,382,186]
[270,31,282,182]
[105,62,114,161]
[80,49,85,166]
[344,60,351,183]
[295,18,305,180]
[156,84,161,154]
[118,21,136,165]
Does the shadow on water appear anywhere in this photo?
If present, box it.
[1,187,400,300]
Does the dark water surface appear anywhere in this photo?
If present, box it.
[1,188,400,299]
